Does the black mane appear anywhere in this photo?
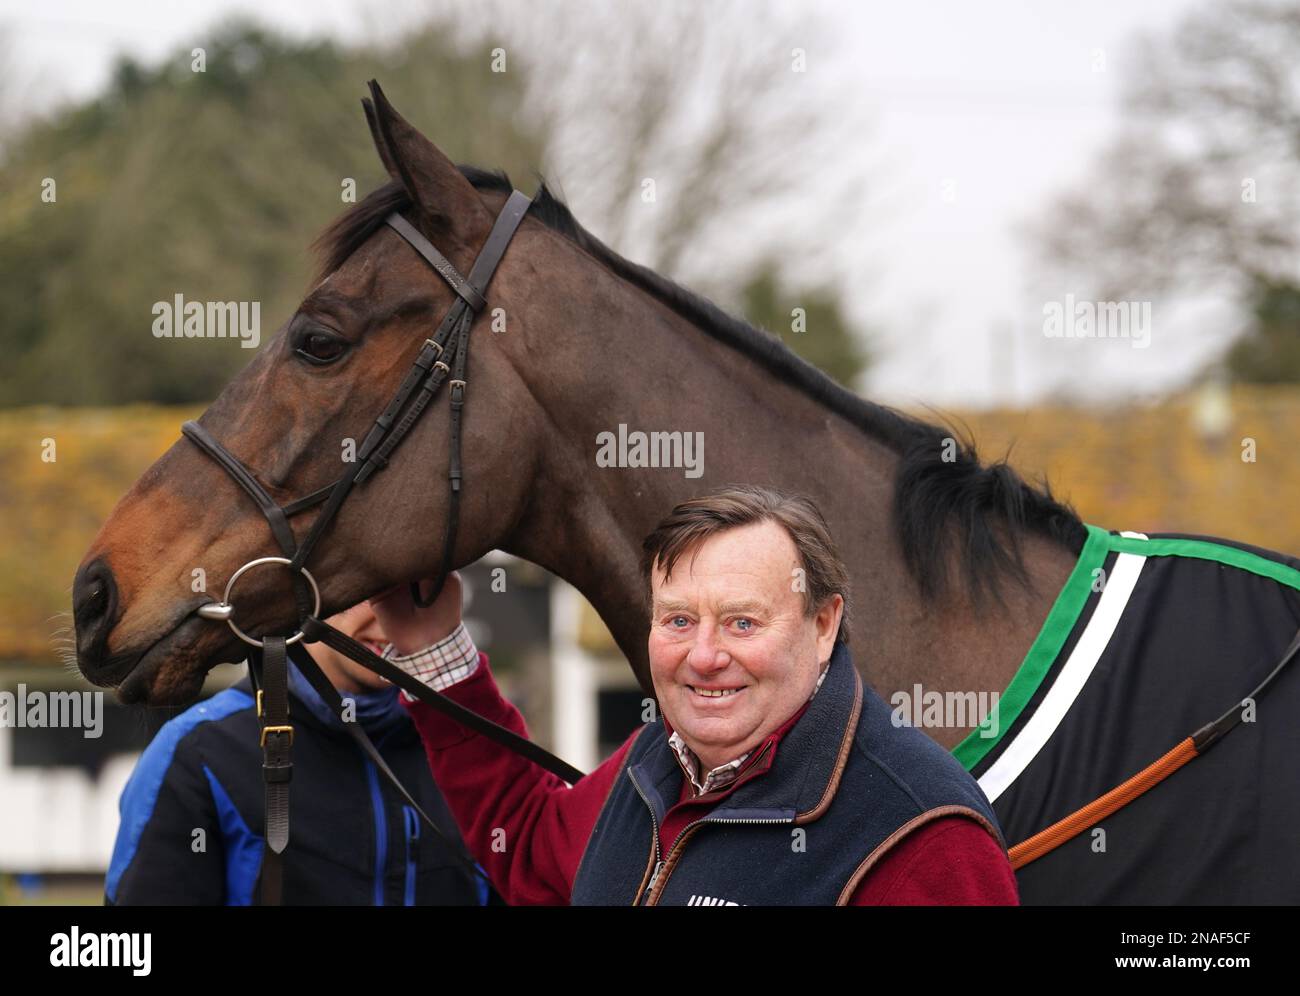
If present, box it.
[315,169,1088,602]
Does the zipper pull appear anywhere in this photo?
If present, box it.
[645,860,665,901]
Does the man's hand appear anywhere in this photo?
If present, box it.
[367,572,464,656]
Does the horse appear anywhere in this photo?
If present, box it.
[72,82,1300,904]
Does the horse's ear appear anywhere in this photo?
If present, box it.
[365,79,491,240]
[361,96,400,180]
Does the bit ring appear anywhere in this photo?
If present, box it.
[197,556,321,648]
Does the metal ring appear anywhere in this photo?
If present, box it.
[217,556,321,648]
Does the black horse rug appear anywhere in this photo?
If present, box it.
[952,525,1300,904]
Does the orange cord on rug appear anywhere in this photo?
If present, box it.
[1009,737,1198,870]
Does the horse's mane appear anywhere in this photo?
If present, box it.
[314,168,1088,602]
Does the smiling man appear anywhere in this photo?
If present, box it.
[382,485,1019,905]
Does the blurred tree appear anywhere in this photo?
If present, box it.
[0,2,878,408]
[740,263,869,389]
[1226,277,1300,383]
[0,19,546,407]
[430,0,879,373]
[1023,0,1300,382]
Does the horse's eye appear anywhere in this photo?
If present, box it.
[296,331,347,365]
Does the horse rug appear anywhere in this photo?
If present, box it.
[951,525,1300,904]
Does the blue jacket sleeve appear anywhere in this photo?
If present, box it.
[106,721,228,905]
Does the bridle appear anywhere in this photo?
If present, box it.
[180,189,584,904]
[185,190,532,620]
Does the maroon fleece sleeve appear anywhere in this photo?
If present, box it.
[401,652,636,905]
[849,815,1020,905]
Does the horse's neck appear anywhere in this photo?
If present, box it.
[500,283,1076,746]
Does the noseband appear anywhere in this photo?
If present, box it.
[178,189,583,903]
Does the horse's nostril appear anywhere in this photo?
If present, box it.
[73,559,119,664]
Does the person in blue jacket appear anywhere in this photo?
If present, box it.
[106,591,496,905]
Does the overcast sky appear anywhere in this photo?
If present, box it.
[4,0,1212,409]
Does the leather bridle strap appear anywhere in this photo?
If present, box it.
[284,190,532,606]
[418,307,472,608]
[299,614,586,784]
[284,641,493,887]
[182,421,298,559]
[380,191,531,607]
[181,421,314,619]
[282,619,585,897]
[384,213,486,312]
[256,635,293,905]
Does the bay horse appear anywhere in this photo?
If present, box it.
[73,83,1300,904]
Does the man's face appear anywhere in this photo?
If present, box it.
[647,520,842,771]
[305,601,393,694]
